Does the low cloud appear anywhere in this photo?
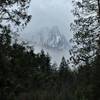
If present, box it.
[21,0,73,40]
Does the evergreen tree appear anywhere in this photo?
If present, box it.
[0,0,31,32]
[59,57,72,84]
[38,50,51,73]
[70,0,100,66]
[69,0,100,99]
[59,57,69,75]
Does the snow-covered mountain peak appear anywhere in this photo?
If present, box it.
[32,26,69,50]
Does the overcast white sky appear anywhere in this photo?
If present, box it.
[21,0,73,41]
[19,0,74,64]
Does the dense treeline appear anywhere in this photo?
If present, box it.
[0,28,100,100]
[0,30,74,100]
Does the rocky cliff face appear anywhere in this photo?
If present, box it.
[32,26,70,65]
[33,26,69,50]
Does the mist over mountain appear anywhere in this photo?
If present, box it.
[32,26,69,50]
[32,26,70,65]
[19,0,73,65]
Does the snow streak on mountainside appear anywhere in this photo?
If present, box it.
[32,26,69,51]
[31,26,70,65]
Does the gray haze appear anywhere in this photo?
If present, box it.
[20,0,74,65]
[21,0,73,39]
